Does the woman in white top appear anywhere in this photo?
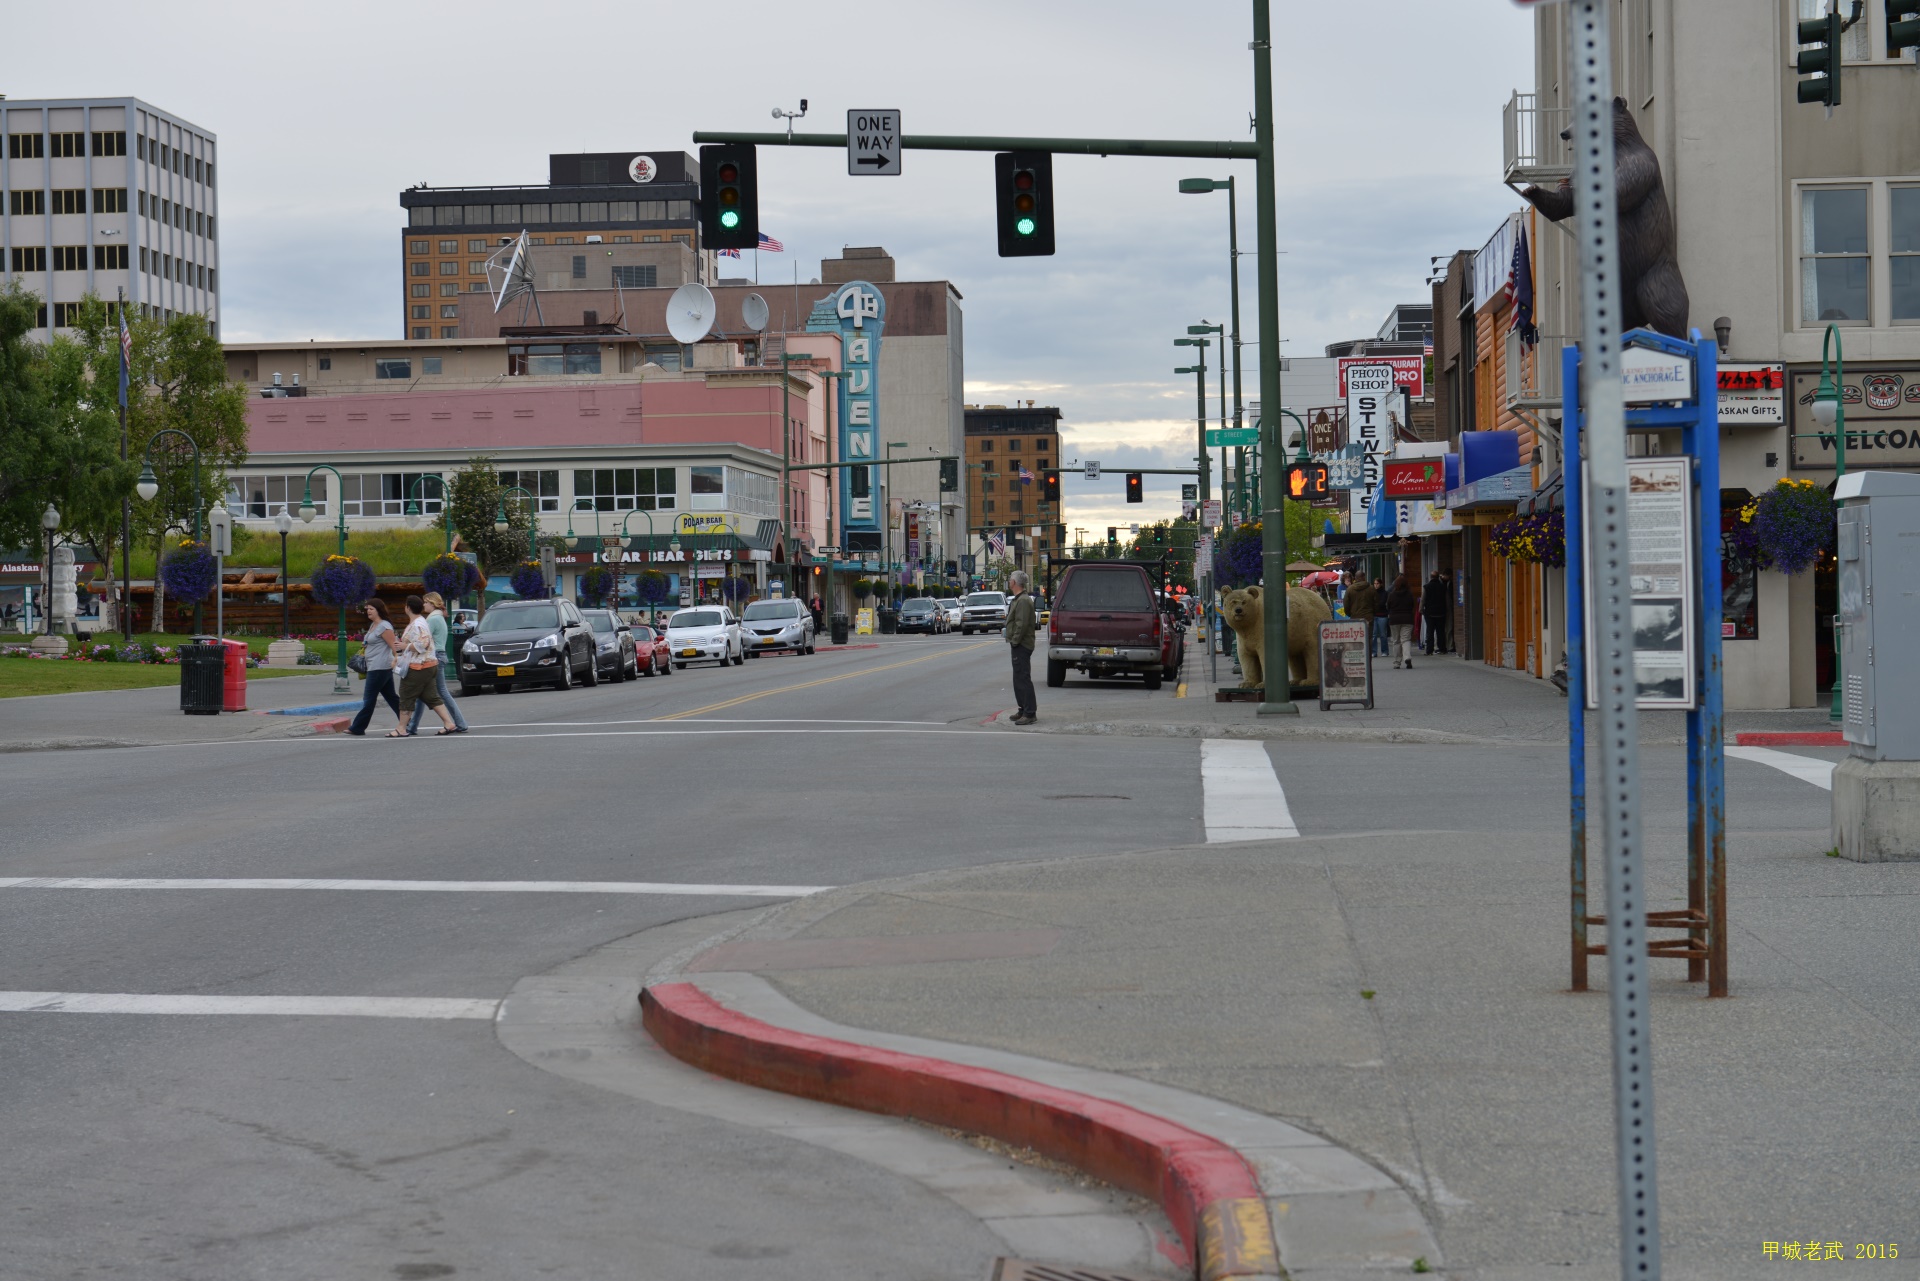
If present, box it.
[391,594,458,737]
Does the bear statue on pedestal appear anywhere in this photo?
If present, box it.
[1219,585,1333,691]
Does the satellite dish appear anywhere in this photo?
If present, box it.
[741,293,770,333]
[666,283,717,345]
[486,231,539,319]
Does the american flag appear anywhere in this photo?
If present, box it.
[988,532,1006,558]
[1017,465,1033,485]
[757,232,784,253]
[118,308,132,408]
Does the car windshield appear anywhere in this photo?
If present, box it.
[632,626,655,642]
[1058,568,1154,613]
[902,598,934,611]
[669,610,723,629]
[580,610,618,633]
[742,601,800,621]
[478,604,558,633]
[967,593,1005,607]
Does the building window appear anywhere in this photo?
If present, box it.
[438,261,458,276]
[411,262,430,277]
[671,234,691,245]
[207,217,217,242]
[332,472,444,518]
[612,265,656,288]
[8,132,45,159]
[470,281,488,292]
[572,255,587,279]
[521,204,549,224]
[52,189,86,215]
[228,474,331,519]
[375,358,413,380]
[572,467,677,513]
[439,326,458,338]
[984,500,996,514]
[8,190,44,216]
[318,357,332,371]
[94,244,129,270]
[409,240,430,255]
[138,247,148,273]
[422,357,443,374]
[91,130,128,157]
[1007,439,1022,451]
[1894,186,1919,323]
[982,479,995,493]
[613,235,632,243]
[50,132,83,158]
[468,239,488,252]
[436,283,456,297]
[642,234,663,243]
[438,239,459,253]
[411,283,430,297]
[93,187,128,213]
[440,304,459,318]
[979,440,993,453]
[51,302,83,328]
[554,237,575,245]
[52,246,88,272]
[1801,186,1869,324]
[507,342,602,375]
[410,305,429,320]
[469,260,486,275]
[497,470,562,513]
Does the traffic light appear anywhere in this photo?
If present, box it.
[1125,472,1144,504]
[939,457,958,492]
[1106,526,1118,547]
[994,151,1055,257]
[1151,525,1166,547]
[1891,2,1920,57]
[1285,461,1331,502]
[699,144,758,250]
[1042,469,1060,503]
[1796,8,1843,108]
[850,465,870,499]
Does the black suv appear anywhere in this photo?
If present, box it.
[458,598,598,694]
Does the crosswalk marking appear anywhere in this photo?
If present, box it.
[1726,746,1836,791]
[0,992,499,1019]
[0,877,831,896]
[1202,739,1299,842]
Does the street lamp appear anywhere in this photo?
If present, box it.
[274,510,293,638]
[884,441,909,606]
[40,503,60,636]
[298,464,351,693]
[1190,322,1229,516]
[493,486,539,563]
[1180,178,1247,520]
[403,475,452,553]
[618,507,658,622]
[1813,324,1847,722]
[136,428,205,635]
[1174,336,1210,520]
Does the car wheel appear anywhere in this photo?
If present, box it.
[555,657,574,690]
[673,662,685,671]
[732,647,744,666]
[492,682,512,694]
[747,649,761,659]
[581,652,599,687]
[1046,659,1067,688]
[962,628,972,636]
[1142,669,1163,692]
[805,636,816,655]
[460,682,481,698]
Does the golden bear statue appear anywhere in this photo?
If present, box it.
[1219,585,1334,690]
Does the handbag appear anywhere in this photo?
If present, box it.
[348,652,368,675]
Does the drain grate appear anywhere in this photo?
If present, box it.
[988,1260,1169,1281]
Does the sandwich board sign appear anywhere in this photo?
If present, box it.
[1318,619,1374,710]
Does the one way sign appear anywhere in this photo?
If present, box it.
[847,109,901,176]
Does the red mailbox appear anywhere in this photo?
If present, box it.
[220,638,249,712]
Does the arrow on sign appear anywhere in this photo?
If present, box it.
[855,154,892,169]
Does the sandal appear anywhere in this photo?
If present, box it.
[435,727,457,736]
[385,729,413,738]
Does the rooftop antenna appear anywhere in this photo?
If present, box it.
[666,282,718,345]
[771,98,808,141]
[485,231,543,325]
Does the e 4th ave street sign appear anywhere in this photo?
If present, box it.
[848,110,901,175]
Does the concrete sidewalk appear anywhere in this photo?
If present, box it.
[0,670,356,752]
[682,826,1918,1280]
[1018,640,1836,746]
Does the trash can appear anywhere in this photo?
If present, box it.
[830,612,850,646]
[179,639,225,715]
[878,608,898,635]
[220,638,250,712]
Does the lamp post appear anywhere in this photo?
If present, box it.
[494,485,540,562]
[617,507,658,623]
[135,428,205,636]
[884,441,909,605]
[1190,322,1228,514]
[1174,338,1211,524]
[1812,324,1847,723]
[297,464,351,694]
[274,510,292,637]
[403,475,453,554]
[40,503,60,636]
[813,368,852,616]
[1180,177,1246,521]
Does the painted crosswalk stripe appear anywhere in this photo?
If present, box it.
[0,992,499,1019]
[1202,738,1299,842]
[0,878,832,896]
[1726,746,1836,791]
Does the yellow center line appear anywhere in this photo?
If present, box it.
[651,642,996,721]
[1176,682,1188,698]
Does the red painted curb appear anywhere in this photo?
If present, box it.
[642,982,1279,1278]
[1734,731,1843,747]
[310,716,351,734]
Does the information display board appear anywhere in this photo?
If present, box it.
[1317,619,1374,710]
[1583,456,1696,709]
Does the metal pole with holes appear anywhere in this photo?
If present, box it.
[1569,2,1661,1276]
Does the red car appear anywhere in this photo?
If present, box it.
[630,621,672,677]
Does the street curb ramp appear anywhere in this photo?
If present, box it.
[641,981,1282,1280]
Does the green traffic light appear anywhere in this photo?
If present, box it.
[1015,217,1036,236]
[719,210,741,230]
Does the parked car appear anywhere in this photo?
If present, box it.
[938,598,965,628]
[896,597,946,635]
[629,621,671,676]
[1044,562,1169,690]
[739,597,816,656]
[960,591,1008,635]
[666,606,743,669]
[580,608,640,682]
[459,598,597,694]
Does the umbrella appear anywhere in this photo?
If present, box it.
[1285,560,1320,573]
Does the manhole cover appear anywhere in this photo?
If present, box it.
[988,1260,1168,1281]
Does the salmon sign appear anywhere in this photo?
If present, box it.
[1382,458,1446,499]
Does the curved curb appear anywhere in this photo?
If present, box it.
[642,980,1280,1280]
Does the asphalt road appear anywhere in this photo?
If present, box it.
[0,633,1842,1279]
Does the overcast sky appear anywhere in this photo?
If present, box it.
[6,0,1534,534]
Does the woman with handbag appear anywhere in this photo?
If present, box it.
[347,599,401,736]
[404,591,468,735]
[391,595,459,737]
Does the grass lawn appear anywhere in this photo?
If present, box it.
[121,528,455,580]
[0,654,316,698]
[56,632,367,661]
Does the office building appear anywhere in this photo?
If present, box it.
[964,404,1064,581]
[1,96,219,339]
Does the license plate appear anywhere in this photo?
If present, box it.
[495,666,516,677]
[1095,647,1116,657]
[681,647,699,657]
[760,637,778,644]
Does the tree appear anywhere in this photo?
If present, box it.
[443,456,533,576]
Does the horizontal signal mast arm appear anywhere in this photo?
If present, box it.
[691,131,1259,161]
[784,455,959,472]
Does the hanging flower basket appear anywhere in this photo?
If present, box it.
[578,564,614,606]
[636,569,670,605]
[1488,511,1565,567]
[509,560,549,599]
[159,540,218,604]
[421,553,480,601]
[1215,522,1265,590]
[721,576,750,603]
[309,554,376,608]
[852,578,874,600]
[1748,478,1834,575]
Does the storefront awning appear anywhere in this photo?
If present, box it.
[553,523,786,567]
[1443,466,1533,512]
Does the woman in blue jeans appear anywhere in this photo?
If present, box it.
[406,591,469,734]
[347,599,400,736]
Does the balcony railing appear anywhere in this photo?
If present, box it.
[1502,92,1573,189]
[1507,332,1575,411]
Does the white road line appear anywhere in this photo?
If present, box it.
[0,992,499,1019]
[473,718,950,729]
[1727,746,1836,791]
[0,877,831,896]
[1202,738,1299,842]
[462,728,982,740]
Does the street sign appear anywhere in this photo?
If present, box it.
[847,110,901,175]
[539,545,557,589]
[206,507,232,556]
[1084,460,1100,480]
[1307,407,1344,454]
[1206,427,1260,446]
[1201,499,1222,527]
[1181,484,1197,501]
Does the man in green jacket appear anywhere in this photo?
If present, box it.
[1005,570,1038,725]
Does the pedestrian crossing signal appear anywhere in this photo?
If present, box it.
[1286,462,1330,501]
[1125,472,1144,503]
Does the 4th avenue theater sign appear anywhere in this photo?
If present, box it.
[1790,366,1920,470]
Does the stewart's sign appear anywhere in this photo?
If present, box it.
[1789,366,1920,470]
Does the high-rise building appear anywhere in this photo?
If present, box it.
[398,150,709,340]
[964,404,1064,580]
[0,97,219,340]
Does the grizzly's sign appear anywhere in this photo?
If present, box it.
[1790,366,1920,470]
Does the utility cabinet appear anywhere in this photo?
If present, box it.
[1836,471,1920,761]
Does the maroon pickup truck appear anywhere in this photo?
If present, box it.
[1045,561,1172,690]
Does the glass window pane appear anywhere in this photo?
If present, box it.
[1893,257,1920,322]
[521,203,549,223]
[1803,255,1870,323]
[1892,188,1920,255]
[691,467,724,495]
[552,203,579,223]
[1803,188,1868,255]
[493,204,520,224]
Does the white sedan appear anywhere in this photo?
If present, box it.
[665,607,743,668]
